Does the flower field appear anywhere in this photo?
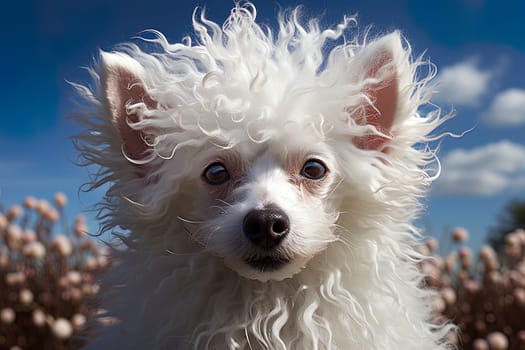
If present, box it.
[0,194,109,350]
[420,227,525,350]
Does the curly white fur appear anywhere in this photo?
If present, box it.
[74,3,455,349]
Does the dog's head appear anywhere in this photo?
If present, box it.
[81,6,439,282]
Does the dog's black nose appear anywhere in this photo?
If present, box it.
[243,206,290,250]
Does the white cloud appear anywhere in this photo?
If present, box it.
[432,140,525,196]
[483,88,525,126]
[434,59,492,107]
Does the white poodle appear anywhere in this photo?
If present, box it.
[75,3,454,349]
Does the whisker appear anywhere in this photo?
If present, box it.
[165,248,200,256]
[209,205,228,214]
[177,216,205,224]
[203,226,222,245]
[327,175,345,198]
[215,198,233,207]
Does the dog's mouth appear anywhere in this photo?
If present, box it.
[244,255,290,272]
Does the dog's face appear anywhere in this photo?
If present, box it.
[187,135,341,281]
[97,27,416,281]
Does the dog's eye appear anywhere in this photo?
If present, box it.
[203,162,230,185]
[300,159,327,180]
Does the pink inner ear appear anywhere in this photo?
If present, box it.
[110,67,155,161]
[353,52,398,151]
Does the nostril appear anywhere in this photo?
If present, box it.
[243,213,263,238]
[270,217,289,236]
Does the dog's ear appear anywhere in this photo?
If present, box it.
[100,51,155,166]
[350,32,408,151]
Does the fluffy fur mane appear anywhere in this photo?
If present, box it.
[74,3,454,349]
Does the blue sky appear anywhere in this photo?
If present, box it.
[1,0,524,251]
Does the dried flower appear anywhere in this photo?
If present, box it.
[452,227,469,243]
[6,224,22,249]
[23,241,46,259]
[67,270,82,285]
[487,271,503,286]
[458,246,473,270]
[54,192,68,207]
[19,288,34,305]
[441,287,456,305]
[74,221,88,237]
[97,255,109,268]
[5,271,26,286]
[458,246,471,259]
[72,313,86,330]
[82,283,100,296]
[58,276,69,289]
[32,309,46,327]
[84,256,98,270]
[472,338,489,350]
[463,279,480,294]
[505,232,521,247]
[43,207,60,222]
[53,234,72,257]
[479,245,496,262]
[486,332,508,350]
[421,261,439,279]
[23,196,37,210]
[36,199,50,214]
[514,229,525,244]
[22,229,36,243]
[479,245,500,271]
[513,288,525,306]
[51,318,73,339]
[444,253,457,273]
[6,205,23,221]
[425,238,439,252]
[1,308,16,324]
[432,297,446,313]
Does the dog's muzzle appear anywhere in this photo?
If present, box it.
[241,205,292,272]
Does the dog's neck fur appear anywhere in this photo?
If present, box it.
[87,205,447,350]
